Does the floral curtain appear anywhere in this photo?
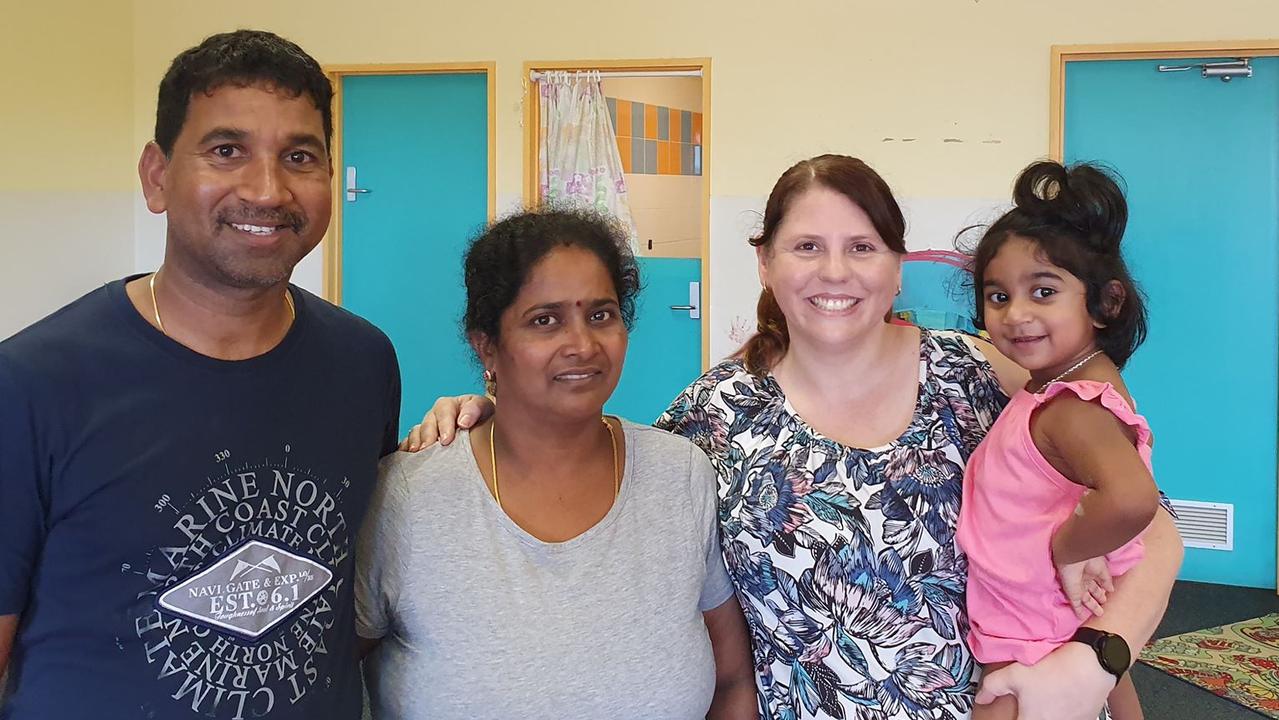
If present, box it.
[537,71,638,247]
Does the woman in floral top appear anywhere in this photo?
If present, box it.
[655,327,1005,719]
[407,155,1182,720]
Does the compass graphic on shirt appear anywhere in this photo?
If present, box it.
[124,444,353,719]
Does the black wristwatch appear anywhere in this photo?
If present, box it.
[1070,627,1131,682]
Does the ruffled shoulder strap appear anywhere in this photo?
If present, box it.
[1036,380,1152,447]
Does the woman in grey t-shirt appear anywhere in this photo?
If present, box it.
[354,210,756,719]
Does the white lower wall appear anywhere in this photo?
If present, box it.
[1,191,134,340]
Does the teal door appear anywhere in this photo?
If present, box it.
[608,257,702,424]
[340,73,488,437]
[1065,58,1279,588]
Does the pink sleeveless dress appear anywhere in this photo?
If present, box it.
[956,379,1152,665]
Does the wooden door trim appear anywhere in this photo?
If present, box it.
[523,58,713,370]
[322,62,496,304]
[1050,41,1279,161]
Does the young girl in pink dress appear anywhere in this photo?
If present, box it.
[957,160,1162,720]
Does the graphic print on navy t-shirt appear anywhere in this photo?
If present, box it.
[129,444,352,719]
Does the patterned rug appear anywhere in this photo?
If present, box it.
[1140,613,1279,718]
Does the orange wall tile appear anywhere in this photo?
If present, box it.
[616,99,632,137]
[618,139,632,173]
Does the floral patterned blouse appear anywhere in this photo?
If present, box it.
[656,329,1009,720]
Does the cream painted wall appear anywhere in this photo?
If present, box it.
[6,2,135,193]
[10,1,1278,339]
[1,2,136,339]
[130,0,1279,200]
[122,0,1279,355]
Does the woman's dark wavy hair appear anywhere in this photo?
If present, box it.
[462,208,641,354]
[969,160,1148,367]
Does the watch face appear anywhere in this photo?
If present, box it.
[1100,635,1131,672]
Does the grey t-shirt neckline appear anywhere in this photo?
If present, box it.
[454,416,638,551]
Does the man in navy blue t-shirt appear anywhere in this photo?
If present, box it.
[0,30,401,719]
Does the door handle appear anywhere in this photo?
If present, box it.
[671,281,701,319]
[345,166,372,202]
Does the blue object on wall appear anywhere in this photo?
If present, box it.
[340,73,489,438]
[1066,58,1279,588]
[894,250,978,334]
[607,257,702,425]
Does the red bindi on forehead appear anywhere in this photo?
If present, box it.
[575,300,582,307]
